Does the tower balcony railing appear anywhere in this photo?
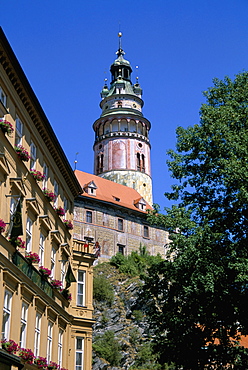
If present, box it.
[95,131,149,144]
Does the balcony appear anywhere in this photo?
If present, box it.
[73,239,96,257]
[12,252,54,298]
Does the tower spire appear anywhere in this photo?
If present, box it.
[93,35,153,205]
[117,31,125,57]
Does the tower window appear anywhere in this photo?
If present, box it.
[141,154,145,173]
[96,154,104,174]
[137,153,141,171]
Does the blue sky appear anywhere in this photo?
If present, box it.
[2,1,248,211]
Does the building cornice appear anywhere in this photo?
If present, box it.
[0,27,82,197]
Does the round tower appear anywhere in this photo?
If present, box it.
[93,33,153,205]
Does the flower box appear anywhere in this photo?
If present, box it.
[19,347,34,364]
[30,169,46,181]
[55,206,65,216]
[0,119,14,136]
[50,279,63,290]
[25,251,40,264]
[39,266,51,277]
[34,356,47,369]
[63,219,73,230]
[47,361,59,369]
[9,236,26,249]
[14,145,30,162]
[43,188,56,202]
[0,219,6,234]
[1,339,18,354]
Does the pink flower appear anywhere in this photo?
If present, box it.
[55,206,65,216]
[43,188,56,202]
[25,252,40,264]
[1,339,19,353]
[0,219,6,234]
[18,347,34,364]
[30,169,46,181]
[39,266,51,277]
[50,279,63,290]
[0,119,14,136]
[63,219,73,230]
[14,145,30,162]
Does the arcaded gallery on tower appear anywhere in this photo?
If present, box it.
[0,28,168,370]
[74,34,169,261]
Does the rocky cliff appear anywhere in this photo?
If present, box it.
[92,262,157,370]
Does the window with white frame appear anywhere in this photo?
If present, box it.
[54,179,59,207]
[61,259,66,287]
[76,337,84,370]
[77,271,85,307]
[30,141,37,169]
[43,162,48,188]
[63,196,68,214]
[86,210,92,223]
[58,329,63,368]
[26,217,33,252]
[10,196,18,219]
[20,302,28,348]
[34,312,41,357]
[2,289,12,340]
[47,321,53,364]
[0,85,7,106]
[15,116,23,146]
[51,247,56,278]
[39,233,45,266]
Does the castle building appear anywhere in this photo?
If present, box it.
[74,34,169,262]
[0,28,94,370]
[93,33,153,205]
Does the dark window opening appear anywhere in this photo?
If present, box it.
[137,153,141,171]
[118,218,124,231]
[144,225,149,238]
[118,244,125,255]
[86,211,92,223]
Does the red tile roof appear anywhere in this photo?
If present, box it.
[75,170,152,213]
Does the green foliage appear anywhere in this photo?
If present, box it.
[143,72,248,369]
[110,245,163,277]
[133,310,143,322]
[129,327,140,345]
[93,274,114,306]
[92,330,121,366]
[130,342,171,370]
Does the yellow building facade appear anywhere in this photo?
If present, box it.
[0,27,94,370]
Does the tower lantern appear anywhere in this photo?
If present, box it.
[93,33,153,205]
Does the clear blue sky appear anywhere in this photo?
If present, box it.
[2,0,248,211]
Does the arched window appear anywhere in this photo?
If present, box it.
[141,154,145,173]
[96,154,104,174]
[137,153,141,171]
[120,119,128,132]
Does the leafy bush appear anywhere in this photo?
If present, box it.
[93,275,114,306]
[110,245,163,277]
[130,342,162,370]
[93,330,121,366]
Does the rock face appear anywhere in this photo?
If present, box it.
[92,263,153,370]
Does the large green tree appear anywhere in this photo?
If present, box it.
[143,72,248,369]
